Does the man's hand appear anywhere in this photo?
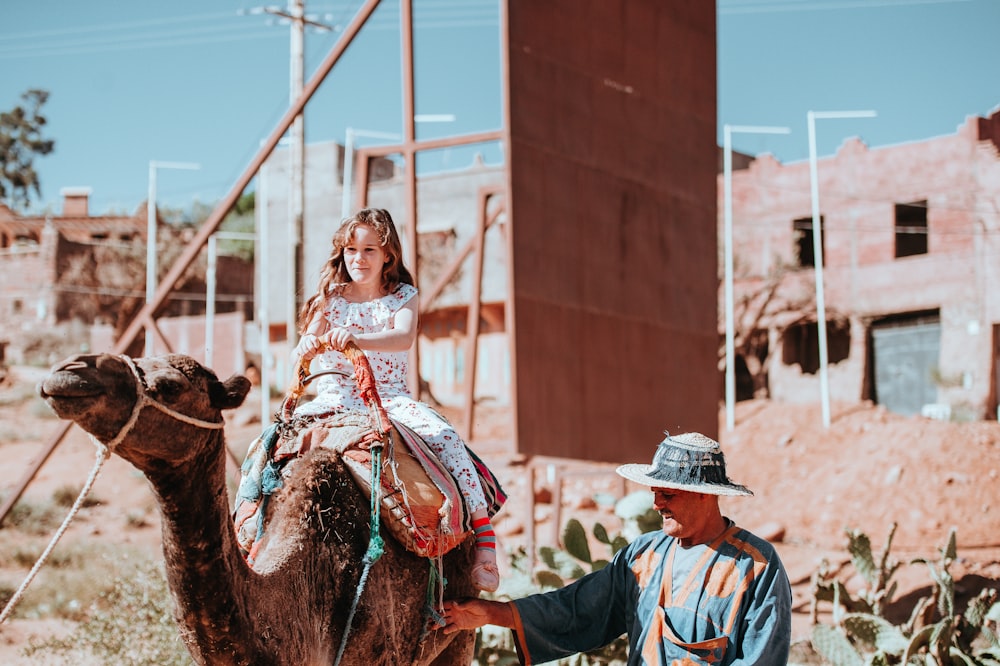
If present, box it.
[437,599,512,635]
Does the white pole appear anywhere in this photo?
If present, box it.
[723,126,735,432]
[258,168,271,426]
[288,0,305,352]
[807,109,876,429]
[145,160,200,357]
[413,114,456,123]
[206,235,218,368]
[806,112,826,429]
[722,124,789,432]
[205,231,256,372]
[341,128,403,219]
[341,127,355,221]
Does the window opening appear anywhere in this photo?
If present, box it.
[895,200,927,258]
[793,216,824,268]
[782,318,850,374]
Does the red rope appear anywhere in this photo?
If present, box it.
[283,341,390,435]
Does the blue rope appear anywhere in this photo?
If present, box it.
[333,444,385,666]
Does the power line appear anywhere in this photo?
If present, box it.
[0,12,237,42]
[0,2,499,59]
[7,283,254,302]
[718,0,974,15]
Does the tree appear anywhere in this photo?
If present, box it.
[0,89,55,210]
[205,191,256,262]
[719,259,818,399]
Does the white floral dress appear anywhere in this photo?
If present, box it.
[295,282,489,512]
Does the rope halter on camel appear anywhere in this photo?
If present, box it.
[0,354,226,625]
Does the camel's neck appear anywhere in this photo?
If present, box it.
[145,431,256,661]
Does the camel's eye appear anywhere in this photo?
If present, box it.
[149,374,188,404]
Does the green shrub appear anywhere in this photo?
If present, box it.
[23,560,194,665]
[0,496,64,535]
[51,484,102,509]
[0,543,150,621]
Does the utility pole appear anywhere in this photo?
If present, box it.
[241,1,332,346]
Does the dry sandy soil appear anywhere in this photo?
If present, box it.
[1,362,998,663]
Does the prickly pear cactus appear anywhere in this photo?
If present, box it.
[812,526,1000,666]
[538,517,625,584]
[841,613,908,656]
[811,623,863,666]
[538,545,587,581]
[562,518,593,565]
[845,523,900,615]
[913,526,958,620]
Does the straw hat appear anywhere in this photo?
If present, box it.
[615,432,753,497]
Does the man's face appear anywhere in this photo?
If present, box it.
[652,487,713,544]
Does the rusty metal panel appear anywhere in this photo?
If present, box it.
[506,0,718,463]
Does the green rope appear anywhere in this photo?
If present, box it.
[422,560,447,635]
[333,443,385,666]
[364,445,385,560]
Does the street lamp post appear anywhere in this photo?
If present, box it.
[146,160,201,356]
[257,166,272,427]
[206,231,257,369]
[723,124,790,432]
[340,113,456,220]
[807,109,877,428]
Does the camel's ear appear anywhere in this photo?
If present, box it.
[210,375,252,410]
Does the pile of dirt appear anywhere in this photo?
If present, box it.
[721,399,1000,552]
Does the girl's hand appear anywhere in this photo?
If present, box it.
[293,333,323,360]
[325,327,358,351]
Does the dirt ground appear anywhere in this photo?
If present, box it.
[1,363,999,663]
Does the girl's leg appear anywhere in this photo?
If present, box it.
[388,398,500,592]
[471,509,499,592]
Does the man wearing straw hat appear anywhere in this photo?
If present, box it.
[438,432,792,665]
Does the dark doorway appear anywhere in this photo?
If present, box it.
[869,311,941,416]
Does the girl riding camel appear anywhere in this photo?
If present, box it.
[292,207,501,592]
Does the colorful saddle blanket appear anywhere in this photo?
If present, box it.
[233,410,505,565]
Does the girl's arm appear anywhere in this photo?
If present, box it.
[292,311,331,361]
[327,295,418,353]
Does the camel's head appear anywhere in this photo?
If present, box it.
[39,353,251,465]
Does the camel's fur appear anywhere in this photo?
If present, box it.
[39,353,477,665]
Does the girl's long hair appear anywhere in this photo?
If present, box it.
[297,208,414,332]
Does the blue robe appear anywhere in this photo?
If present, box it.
[510,522,791,665]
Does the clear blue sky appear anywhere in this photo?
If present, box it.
[2,0,998,216]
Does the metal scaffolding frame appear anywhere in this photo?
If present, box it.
[0,0,510,527]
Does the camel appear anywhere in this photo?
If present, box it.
[39,352,478,666]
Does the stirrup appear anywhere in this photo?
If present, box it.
[471,561,499,593]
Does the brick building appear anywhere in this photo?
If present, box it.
[720,108,1000,420]
[0,188,146,346]
[0,187,253,368]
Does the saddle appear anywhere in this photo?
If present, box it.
[232,342,504,565]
